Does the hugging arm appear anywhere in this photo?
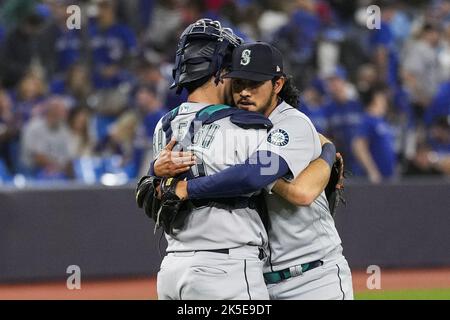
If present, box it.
[172,140,337,206]
[272,142,335,206]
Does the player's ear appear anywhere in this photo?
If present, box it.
[273,77,285,94]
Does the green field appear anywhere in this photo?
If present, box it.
[355,288,450,300]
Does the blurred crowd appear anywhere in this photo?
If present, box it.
[0,0,448,186]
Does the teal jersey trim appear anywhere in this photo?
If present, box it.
[197,104,231,117]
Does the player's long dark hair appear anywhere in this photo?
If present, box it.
[273,75,300,107]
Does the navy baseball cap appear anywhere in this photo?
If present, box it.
[223,41,284,82]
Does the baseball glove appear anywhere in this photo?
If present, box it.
[325,153,346,217]
[135,175,162,222]
[156,177,186,235]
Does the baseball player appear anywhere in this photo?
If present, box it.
[229,43,353,300]
[156,42,353,300]
[139,19,274,300]
[136,20,338,300]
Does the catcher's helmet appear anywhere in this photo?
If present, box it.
[171,18,243,93]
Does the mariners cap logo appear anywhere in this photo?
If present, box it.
[276,65,281,72]
[240,49,251,66]
[267,129,289,146]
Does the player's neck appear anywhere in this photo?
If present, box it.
[187,78,224,105]
[188,88,222,105]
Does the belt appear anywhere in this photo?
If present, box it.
[167,248,229,254]
[167,248,266,260]
[200,248,229,254]
[263,260,323,284]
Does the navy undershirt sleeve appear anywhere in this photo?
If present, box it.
[187,151,290,199]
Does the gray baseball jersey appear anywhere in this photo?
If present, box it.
[153,102,269,252]
[258,102,343,272]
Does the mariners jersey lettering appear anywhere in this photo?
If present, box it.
[258,101,343,271]
[153,102,269,252]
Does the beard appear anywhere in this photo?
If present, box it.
[259,88,276,114]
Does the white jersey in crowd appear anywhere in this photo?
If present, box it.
[21,117,75,170]
[152,102,269,252]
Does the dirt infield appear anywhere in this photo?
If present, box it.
[0,268,449,300]
[352,268,450,292]
[0,277,157,300]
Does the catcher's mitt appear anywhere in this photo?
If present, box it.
[325,153,346,217]
[135,175,162,222]
[156,177,186,234]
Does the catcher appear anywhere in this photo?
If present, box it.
[138,19,274,300]
[138,41,352,300]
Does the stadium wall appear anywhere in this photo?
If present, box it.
[0,180,449,282]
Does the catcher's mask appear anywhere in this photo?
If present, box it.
[171,18,243,94]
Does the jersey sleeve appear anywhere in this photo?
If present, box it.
[187,150,289,199]
[257,116,322,188]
